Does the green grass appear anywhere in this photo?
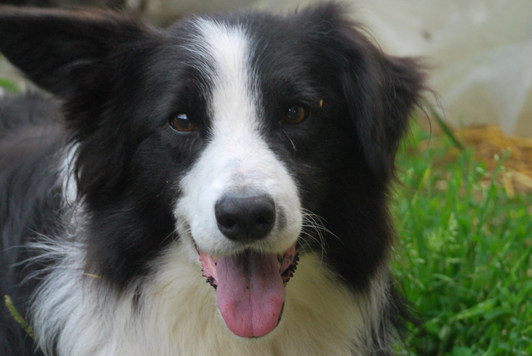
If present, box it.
[393,121,532,355]
[0,78,19,94]
[0,55,19,94]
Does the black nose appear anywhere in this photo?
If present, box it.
[215,194,276,243]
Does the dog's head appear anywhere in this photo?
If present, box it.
[0,3,424,338]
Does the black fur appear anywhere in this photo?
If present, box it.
[0,4,425,355]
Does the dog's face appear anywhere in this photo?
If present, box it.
[0,3,424,338]
[173,19,303,258]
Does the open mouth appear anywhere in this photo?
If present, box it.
[196,242,299,338]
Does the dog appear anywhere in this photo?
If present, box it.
[0,3,425,355]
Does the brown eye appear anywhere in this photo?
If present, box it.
[170,113,195,132]
[285,105,308,124]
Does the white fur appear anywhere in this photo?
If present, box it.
[58,143,78,206]
[176,19,301,257]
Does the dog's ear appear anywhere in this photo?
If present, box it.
[0,7,159,203]
[0,6,146,98]
[337,27,426,181]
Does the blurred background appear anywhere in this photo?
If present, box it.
[0,0,531,355]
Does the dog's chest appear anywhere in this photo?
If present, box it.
[43,247,368,356]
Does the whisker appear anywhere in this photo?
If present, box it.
[299,209,340,269]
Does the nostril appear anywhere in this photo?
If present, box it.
[215,194,276,243]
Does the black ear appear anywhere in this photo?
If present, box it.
[338,26,426,181]
[0,6,145,97]
[0,7,160,204]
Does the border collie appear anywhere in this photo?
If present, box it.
[0,3,425,355]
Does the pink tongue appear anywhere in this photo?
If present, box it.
[216,250,285,338]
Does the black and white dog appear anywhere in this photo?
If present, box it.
[0,4,424,355]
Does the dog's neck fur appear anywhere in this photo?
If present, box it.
[31,227,392,356]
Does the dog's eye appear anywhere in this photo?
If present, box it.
[285,106,308,125]
[170,113,195,132]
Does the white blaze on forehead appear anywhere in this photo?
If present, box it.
[176,19,302,256]
[193,19,260,136]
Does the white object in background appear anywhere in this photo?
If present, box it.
[355,0,532,137]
